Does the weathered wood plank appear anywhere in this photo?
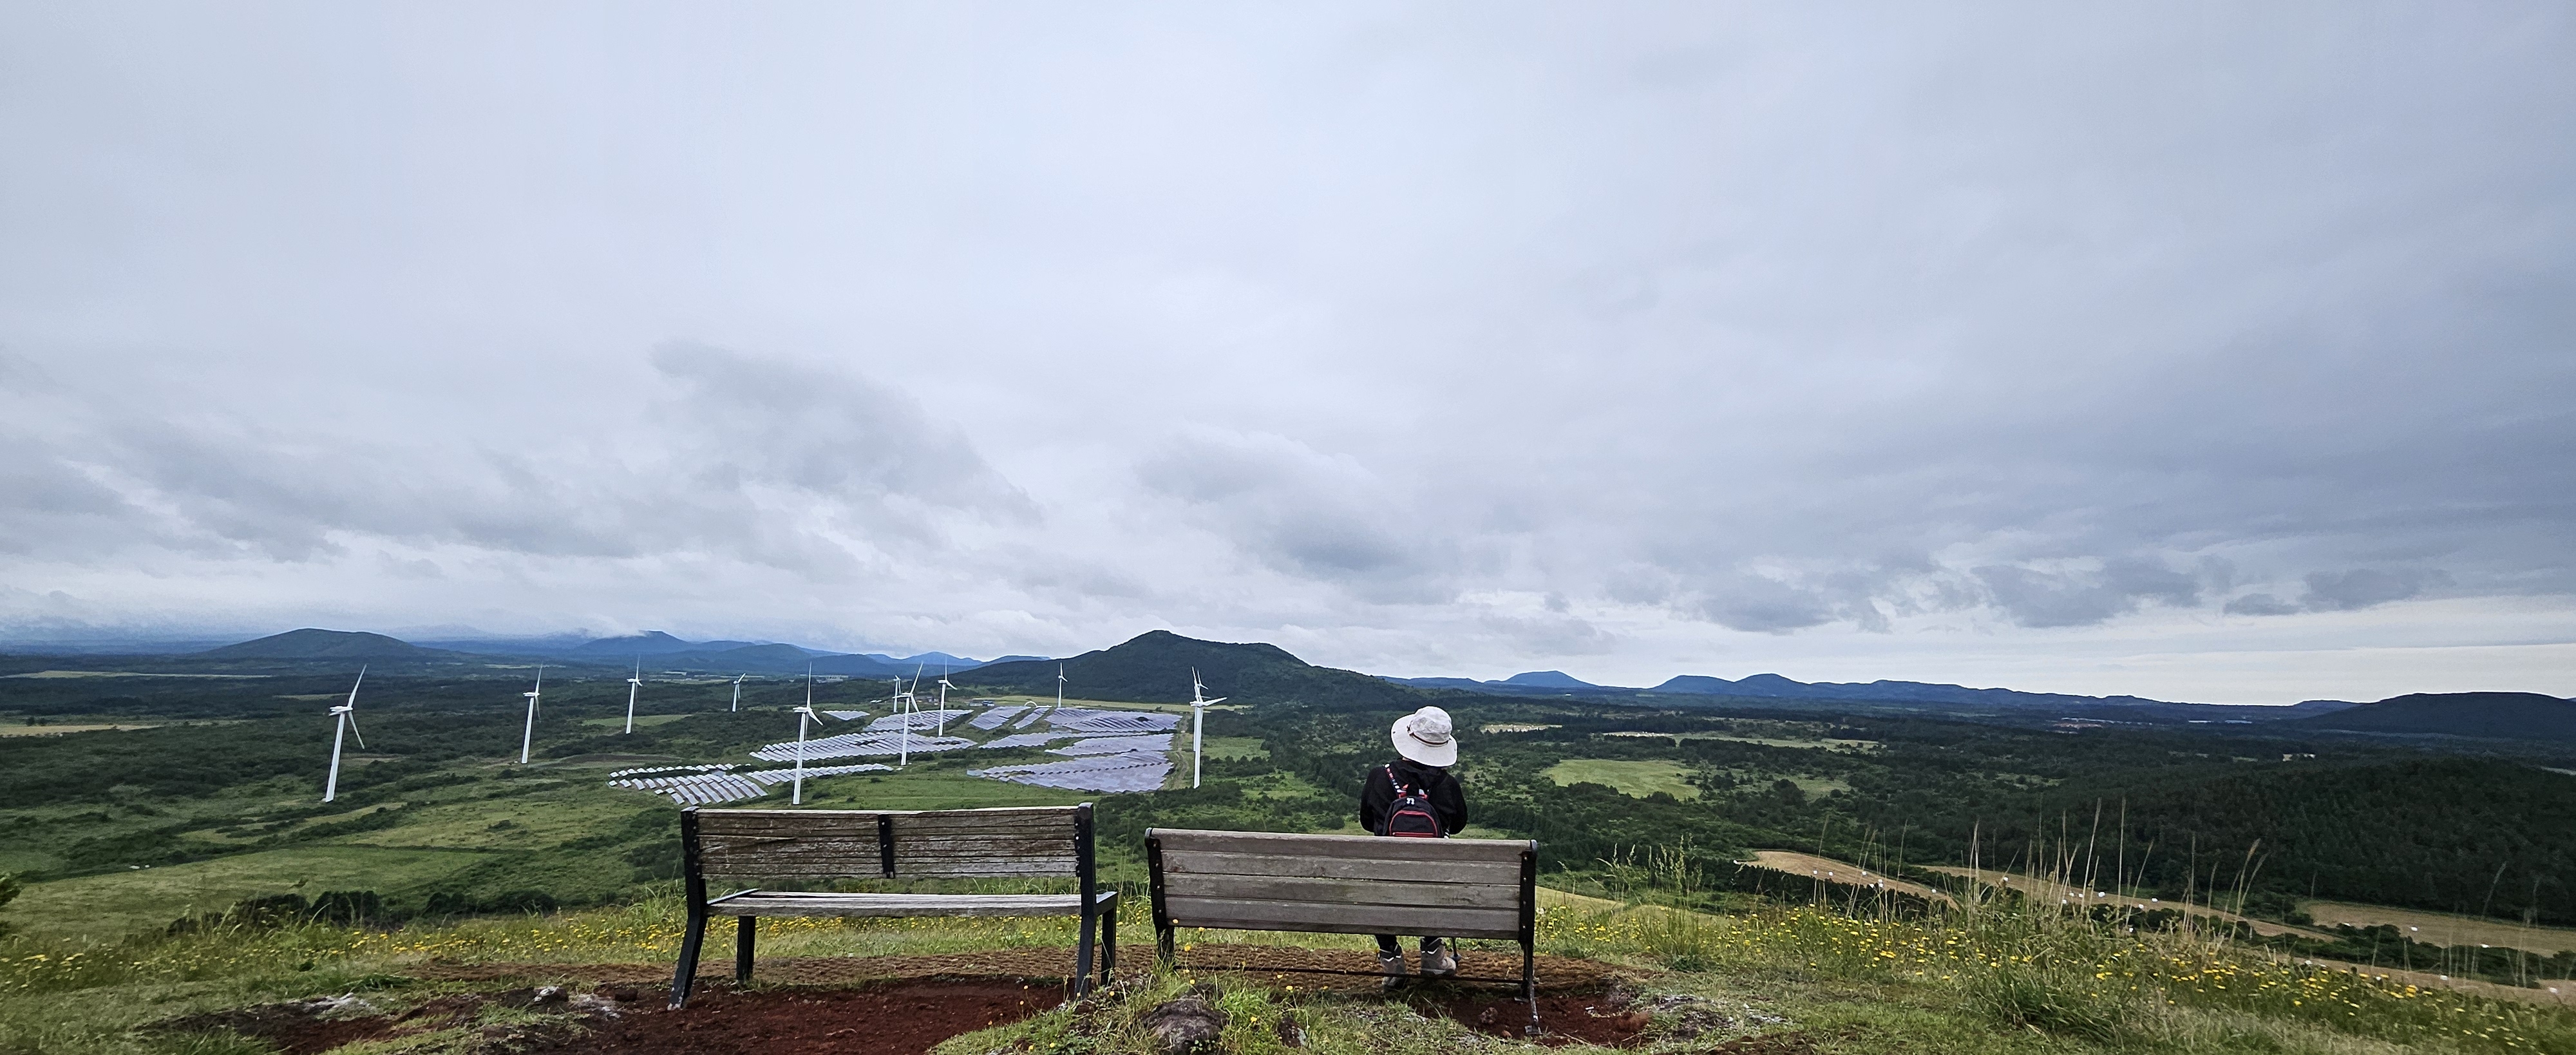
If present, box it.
[1150,829,1529,864]
[1162,897,1521,940]
[1158,852,1522,886]
[1160,873,1520,910]
[891,835,1074,854]
[707,891,1111,918]
[897,860,1079,878]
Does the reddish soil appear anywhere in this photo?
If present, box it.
[419,942,1626,994]
[1412,989,1653,1047]
[159,989,598,1055]
[546,980,1057,1055]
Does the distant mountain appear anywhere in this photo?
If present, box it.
[1651,672,2202,712]
[2298,692,2576,741]
[965,630,1422,707]
[200,629,463,661]
[862,651,990,670]
[1382,670,1604,692]
[572,632,759,656]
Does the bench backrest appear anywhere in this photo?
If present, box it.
[684,804,1091,882]
[1146,828,1535,942]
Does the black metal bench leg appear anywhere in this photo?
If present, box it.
[1522,939,1540,1036]
[735,916,757,985]
[668,906,708,1009]
[1074,906,1099,997]
[1156,923,1175,969]
[1099,893,1118,985]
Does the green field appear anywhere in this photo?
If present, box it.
[577,713,692,728]
[1542,758,1700,800]
[6,845,494,938]
[1193,734,1268,760]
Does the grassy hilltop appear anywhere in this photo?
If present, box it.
[2,632,2573,1052]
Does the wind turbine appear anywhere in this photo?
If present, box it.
[898,665,924,768]
[1188,669,1226,789]
[791,667,817,805]
[624,658,643,734]
[1056,663,1066,709]
[322,666,367,803]
[935,667,956,736]
[518,666,545,764]
[730,674,746,712]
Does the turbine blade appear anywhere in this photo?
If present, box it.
[346,711,366,750]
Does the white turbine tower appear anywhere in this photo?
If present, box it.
[730,674,746,712]
[1056,663,1066,709]
[1188,669,1226,789]
[518,666,545,764]
[898,665,923,768]
[624,658,643,734]
[791,667,817,804]
[935,668,956,736]
[322,665,367,803]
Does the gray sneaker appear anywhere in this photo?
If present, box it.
[1420,946,1459,978]
[1378,951,1408,989]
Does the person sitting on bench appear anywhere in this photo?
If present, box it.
[1359,705,1469,987]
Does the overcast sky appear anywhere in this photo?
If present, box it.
[3,3,2570,703]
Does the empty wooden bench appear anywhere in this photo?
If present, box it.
[669,804,1117,1007]
[1145,828,1540,1032]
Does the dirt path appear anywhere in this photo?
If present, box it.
[1742,851,1956,906]
[1924,865,2333,940]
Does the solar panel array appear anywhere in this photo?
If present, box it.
[969,705,1029,730]
[1046,708,1182,734]
[742,762,892,785]
[977,731,1076,750]
[1051,733,1177,756]
[970,750,1173,793]
[748,732,976,761]
[608,769,767,805]
[1010,706,1051,728]
[608,763,739,779]
[822,710,868,721]
[866,708,972,732]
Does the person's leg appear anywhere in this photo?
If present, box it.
[1376,934,1406,989]
[1419,935,1457,978]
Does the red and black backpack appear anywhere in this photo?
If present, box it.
[1379,765,1445,837]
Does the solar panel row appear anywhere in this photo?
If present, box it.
[969,705,1030,730]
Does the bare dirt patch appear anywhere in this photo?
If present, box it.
[552,980,1057,1055]
[156,982,1054,1055]
[1410,989,1649,1046]
[420,942,1626,994]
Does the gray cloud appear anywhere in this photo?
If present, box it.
[0,4,2570,698]
[2300,568,2450,612]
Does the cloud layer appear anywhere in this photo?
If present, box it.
[1,3,2570,702]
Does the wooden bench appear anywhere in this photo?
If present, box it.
[1144,828,1540,1032]
[669,804,1117,1008]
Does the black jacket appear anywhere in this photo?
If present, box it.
[1358,757,1467,837]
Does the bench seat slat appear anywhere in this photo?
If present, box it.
[1150,828,1530,864]
[1162,896,1521,940]
[1163,873,1520,909]
[1161,852,1522,885]
[706,891,1115,918]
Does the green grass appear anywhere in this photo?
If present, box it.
[1195,736,1268,761]
[576,714,692,728]
[786,765,1096,811]
[5,883,2572,1055]
[332,795,648,853]
[1541,758,1699,800]
[6,846,493,940]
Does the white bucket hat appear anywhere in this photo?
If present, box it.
[1391,706,1457,767]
